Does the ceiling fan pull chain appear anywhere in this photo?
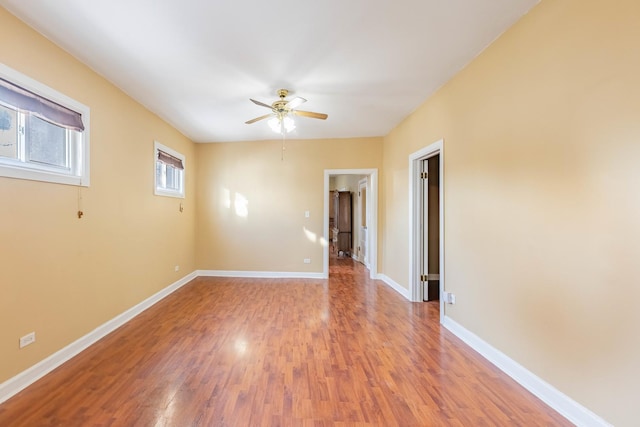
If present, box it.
[281,132,286,161]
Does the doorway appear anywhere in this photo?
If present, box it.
[421,155,440,301]
[409,140,444,319]
[324,169,378,279]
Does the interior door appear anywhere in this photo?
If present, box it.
[427,156,440,300]
[337,191,352,255]
[358,179,368,266]
[420,159,429,300]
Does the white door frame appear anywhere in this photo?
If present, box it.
[324,169,378,279]
[409,140,444,321]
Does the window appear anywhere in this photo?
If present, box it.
[0,63,90,186]
[154,141,185,198]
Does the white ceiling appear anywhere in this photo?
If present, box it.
[0,0,538,143]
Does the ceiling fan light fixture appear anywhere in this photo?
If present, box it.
[268,115,295,134]
[283,116,295,132]
[268,117,280,133]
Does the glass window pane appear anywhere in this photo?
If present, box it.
[26,115,68,169]
[166,166,179,190]
[156,161,165,189]
[0,104,18,159]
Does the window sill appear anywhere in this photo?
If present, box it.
[154,188,185,199]
[0,163,89,187]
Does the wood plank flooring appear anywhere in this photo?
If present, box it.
[0,258,571,426]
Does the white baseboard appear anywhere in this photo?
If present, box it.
[196,269,324,279]
[442,316,612,427]
[0,271,197,405]
[377,274,411,300]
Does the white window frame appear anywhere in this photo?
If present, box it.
[154,141,185,199]
[0,63,90,187]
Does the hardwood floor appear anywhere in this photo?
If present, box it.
[0,258,570,426]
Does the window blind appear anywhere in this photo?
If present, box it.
[0,78,85,131]
[157,150,184,170]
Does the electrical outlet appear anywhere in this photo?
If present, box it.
[303,258,311,264]
[304,210,310,218]
[443,292,456,304]
[20,332,35,348]
[175,265,180,272]
[444,292,456,304]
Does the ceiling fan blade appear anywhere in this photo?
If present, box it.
[250,98,273,109]
[292,110,328,120]
[245,113,273,124]
[285,96,307,110]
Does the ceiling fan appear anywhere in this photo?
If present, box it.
[245,89,328,132]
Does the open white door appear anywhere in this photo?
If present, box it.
[358,178,369,267]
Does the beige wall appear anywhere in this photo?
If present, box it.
[195,138,381,272]
[0,8,196,383]
[331,174,362,192]
[381,0,640,424]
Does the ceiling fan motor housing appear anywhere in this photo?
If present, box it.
[272,100,289,113]
[273,89,290,113]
